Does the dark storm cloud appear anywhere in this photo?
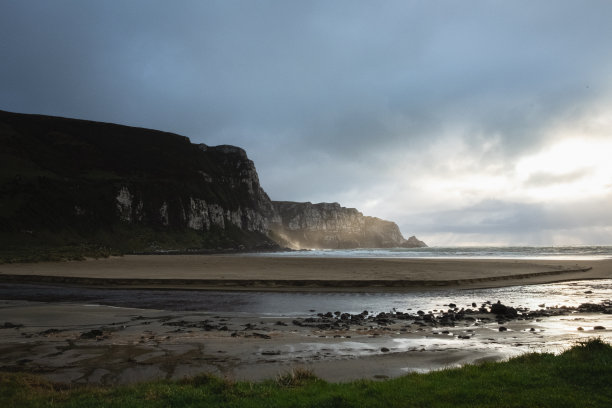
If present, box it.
[3,2,611,146]
[2,1,612,243]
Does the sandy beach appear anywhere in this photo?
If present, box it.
[0,255,609,291]
[1,255,611,385]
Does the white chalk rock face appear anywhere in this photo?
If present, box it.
[116,186,133,222]
[112,144,276,236]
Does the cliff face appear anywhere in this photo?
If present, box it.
[270,201,427,249]
[0,110,425,253]
[0,110,278,251]
[112,144,277,235]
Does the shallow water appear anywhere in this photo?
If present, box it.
[2,279,611,316]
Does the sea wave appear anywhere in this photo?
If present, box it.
[255,246,612,260]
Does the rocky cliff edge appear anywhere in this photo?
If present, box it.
[0,110,426,254]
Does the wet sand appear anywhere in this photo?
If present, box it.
[1,298,611,384]
[0,255,609,291]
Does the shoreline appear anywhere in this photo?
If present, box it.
[2,254,611,384]
[1,255,610,291]
[0,267,597,292]
[1,295,611,384]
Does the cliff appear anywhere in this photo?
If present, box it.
[0,110,279,254]
[270,201,427,249]
[0,109,425,258]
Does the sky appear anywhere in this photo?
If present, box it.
[2,1,612,246]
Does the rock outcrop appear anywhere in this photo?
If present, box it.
[269,201,427,249]
[0,109,425,253]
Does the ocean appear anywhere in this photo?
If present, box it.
[254,246,612,260]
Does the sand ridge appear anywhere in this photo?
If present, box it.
[0,255,609,291]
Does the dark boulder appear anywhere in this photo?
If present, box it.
[80,329,104,339]
[490,301,518,317]
[2,322,23,329]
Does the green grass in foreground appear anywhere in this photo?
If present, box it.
[1,339,611,408]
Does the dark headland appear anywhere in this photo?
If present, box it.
[0,109,425,262]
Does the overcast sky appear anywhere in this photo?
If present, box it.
[2,1,612,246]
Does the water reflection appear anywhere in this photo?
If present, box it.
[1,279,610,316]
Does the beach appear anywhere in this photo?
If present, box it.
[0,255,609,291]
[1,255,611,384]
